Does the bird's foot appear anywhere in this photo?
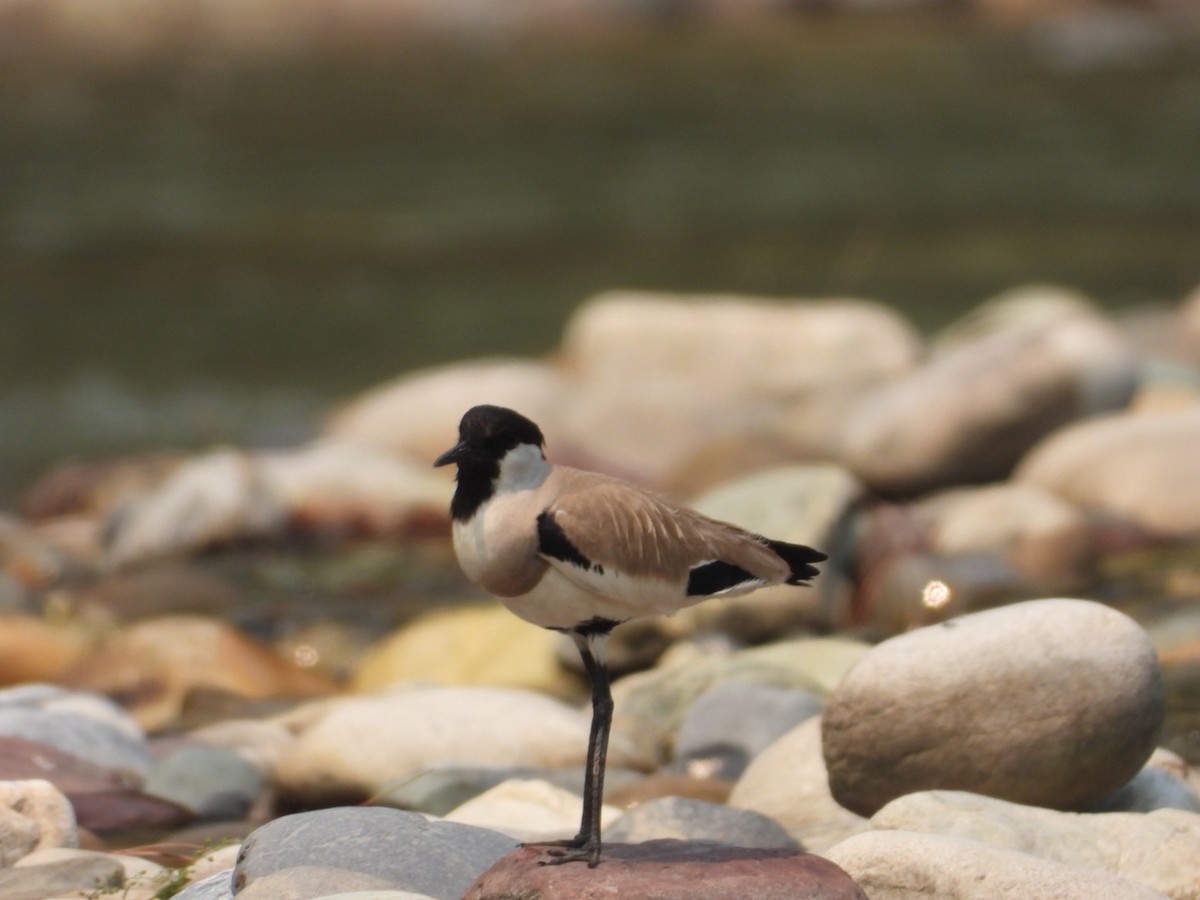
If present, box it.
[525,834,601,868]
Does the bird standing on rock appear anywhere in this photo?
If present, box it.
[435,404,826,866]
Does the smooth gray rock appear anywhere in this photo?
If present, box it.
[604,796,798,850]
[671,682,821,780]
[173,869,235,900]
[0,707,152,780]
[0,855,124,900]
[233,807,518,900]
[144,744,263,820]
[822,599,1164,816]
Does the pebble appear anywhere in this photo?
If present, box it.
[0,852,125,900]
[611,637,867,764]
[0,779,77,864]
[233,806,518,900]
[143,743,264,820]
[272,686,644,806]
[833,312,1137,495]
[670,681,822,780]
[603,795,798,850]
[466,840,868,900]
[1016,407,1200,536]
[441,777,621,842]
[322,357,570,466]
[0,685,153,780]
[826,829,1166,900]
[822,598,1164,816]
[728,716,868,852]
[351,603,566,695]
[556,292,921,488]
[868,789,1200,897]
[62,615,336,732]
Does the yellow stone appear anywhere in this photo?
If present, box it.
[351,604,566,695]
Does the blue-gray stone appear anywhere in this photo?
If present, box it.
[233,807,517,900]
[144,744,264,820]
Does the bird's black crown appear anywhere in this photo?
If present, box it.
[456,404,545,460]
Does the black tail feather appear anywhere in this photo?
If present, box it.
[763,538,827,585]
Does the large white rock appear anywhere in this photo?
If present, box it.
[728,716,868,853]
[822,599,1163,816]
[272,686,644,805]
[826,829,1166,899]
[871,790,1200,899]
[1015,408,1200,537]
[833,313,1138,495]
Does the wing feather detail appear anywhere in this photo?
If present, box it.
[537,471,792,589]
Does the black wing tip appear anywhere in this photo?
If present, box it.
[686,560,760,597]
[763,538,827,585]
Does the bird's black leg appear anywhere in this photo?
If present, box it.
[540,629,612,867]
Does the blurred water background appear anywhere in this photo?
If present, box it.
[2,2,1199,505]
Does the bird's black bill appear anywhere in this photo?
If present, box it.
[433,443,466,467]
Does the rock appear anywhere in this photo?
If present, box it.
[143,744,264,820]
[604,795,798,850]
[175,868,235,900]
[236,866,405,900]
[670,681,822,780]
[233,806,517,900]
[312,893,437,900]
[323,358,570,466]
[728,716,868,853]
[0,779,77,863]
[16,846,169,892]
[351,604,566,695]
[0,852,124,900]
[189,717,295,779]
[103,448,285,566]
[915,482,1094,588]
[273,686,644,806]
[556,292,920,487]
[612,637,867,765]
[833,312,1137,495]
[373,765,644,818]
[1015,408,1200,537]
[869,790,1200,898]
[0,616,92,690]
[0,686,152,780]
[442,778,622,843]
[1180,283,1200,363]
[62,615,336,732]
[930,283,1102,351]
[822,599,1164,816]
[258,439,452,537]
[562,292,920,398]
[465,841,868,900]
[825,829,1165,900]
[673,465,860,635]
[75,562,245,622]
[1092,747,1200,814]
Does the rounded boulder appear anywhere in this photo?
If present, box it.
[822,599,1163,816]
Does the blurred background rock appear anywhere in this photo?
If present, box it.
[2,0,1199,500]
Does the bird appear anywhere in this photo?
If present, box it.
[434,404,826,867]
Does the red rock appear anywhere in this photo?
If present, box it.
[464,840,866,900]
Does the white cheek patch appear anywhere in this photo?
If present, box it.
[496,443,550,493]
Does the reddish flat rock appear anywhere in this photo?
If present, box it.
[463,840,867,900]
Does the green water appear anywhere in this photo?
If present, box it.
[2,19,1199,502]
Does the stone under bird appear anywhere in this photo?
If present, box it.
[435,404,826,866]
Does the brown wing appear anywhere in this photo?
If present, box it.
[540,471,790,584]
